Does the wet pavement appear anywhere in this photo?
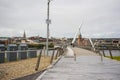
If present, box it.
[36,47,120,80]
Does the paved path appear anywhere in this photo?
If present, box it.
[36,47,120,80]
[72,47,98,56]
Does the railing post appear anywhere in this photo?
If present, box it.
[50,49,55,64]
[35,49,42,71]
[59,49,61,57]
[6,51,9,62]
[43,46,46,58]
[4,51,6,62]
[55,49,59,59]
[97,50,103,62]
[102,50,105,57]
[100,51,103,62]
[61,49,64,55]
[74,53,76,61]
[109,49,113,59]
[0,51,5,63]
[96,49,100,55]
[98,50,100,56]
[27,50,29,59]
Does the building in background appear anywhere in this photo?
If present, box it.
[92,38,120,49]
[0,37,12,45]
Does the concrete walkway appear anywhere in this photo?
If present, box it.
[36,47,120,80]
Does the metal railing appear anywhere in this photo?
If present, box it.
[96,48,114,60]
[0,49,39,63]
[35,45,67,71]
[0,45,67,72]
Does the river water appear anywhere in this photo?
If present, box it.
[37,50,58,56]
[100,50,120,56]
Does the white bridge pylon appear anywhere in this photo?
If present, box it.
[71,23,96,51]
[72,23,83,44]
[89,38,96,51]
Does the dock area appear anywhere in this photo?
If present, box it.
[36,47,120,80]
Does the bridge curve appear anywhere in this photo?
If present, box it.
[36,47,120,80]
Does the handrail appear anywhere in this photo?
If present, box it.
[35,49,42,71]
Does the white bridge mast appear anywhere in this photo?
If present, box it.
[72,23,83,44]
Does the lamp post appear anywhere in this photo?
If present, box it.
[46,0,51,55]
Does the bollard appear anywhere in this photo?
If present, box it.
[50,49,55,64]
[35,49,42,71]
[109,49,113,59]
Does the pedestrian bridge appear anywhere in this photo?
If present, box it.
[36,47,120,80]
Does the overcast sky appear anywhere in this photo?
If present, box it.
[0,0,120,38]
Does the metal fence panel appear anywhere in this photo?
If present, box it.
[18,51,27,60]
[0,52,5,63]
[7,52,17,62]
[28,51,37,58]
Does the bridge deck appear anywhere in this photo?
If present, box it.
[36,47,120,80]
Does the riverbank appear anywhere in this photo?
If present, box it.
[106,56,120,61]
[0,56,51,80]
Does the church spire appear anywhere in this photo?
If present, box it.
[23,30,26,38]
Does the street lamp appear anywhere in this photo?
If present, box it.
[46,0,52,55]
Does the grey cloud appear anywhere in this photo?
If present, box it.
[0,0,120,38]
